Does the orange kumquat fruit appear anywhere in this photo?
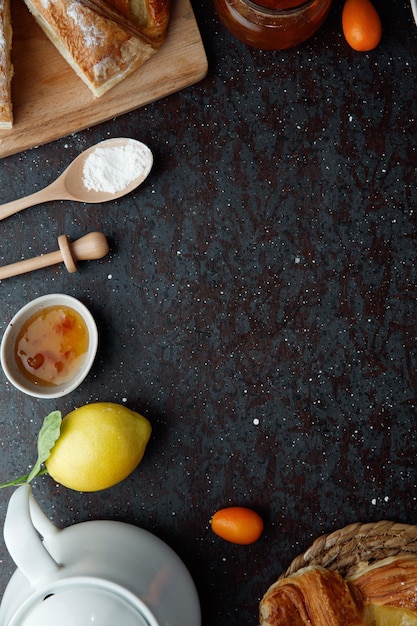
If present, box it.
[342,0,382,52]
[210,506,264,545]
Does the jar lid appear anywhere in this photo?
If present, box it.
[16,586,152,626]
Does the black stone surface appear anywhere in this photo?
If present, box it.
[0,1,416,624]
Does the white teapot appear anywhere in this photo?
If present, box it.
[0,485,201,626]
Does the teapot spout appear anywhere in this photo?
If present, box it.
[4,484,61,588]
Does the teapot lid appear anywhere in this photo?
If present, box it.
[14,586,154,626]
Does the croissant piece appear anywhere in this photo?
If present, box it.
[0,0,12,128]
[348,555,417,613]
[260,556,417,626]
[259,565,365,626]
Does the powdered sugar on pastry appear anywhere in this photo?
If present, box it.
[23,0,157,97]
[66,2,105,48]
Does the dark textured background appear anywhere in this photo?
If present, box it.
[0,0,416,624]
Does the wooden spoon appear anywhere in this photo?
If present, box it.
[0,232,109,280]
[0,138,153,222]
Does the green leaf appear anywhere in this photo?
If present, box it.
[0,410,62,488]
[26,411,62,483]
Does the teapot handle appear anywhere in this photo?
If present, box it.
[4,484,61,587]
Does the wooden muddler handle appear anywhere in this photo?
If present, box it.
[0,232,109,280]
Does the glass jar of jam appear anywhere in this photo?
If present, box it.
[215,0,332,50]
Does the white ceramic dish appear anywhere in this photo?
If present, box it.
[0,485,201,626]
[0,294,97,398]
[412,0,417,25]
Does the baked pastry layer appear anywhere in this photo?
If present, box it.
[0,0,13,128]
[259,565,364,626]
[84,0,170,45]
[260,556,417,625]
[23,0,169,97]
[348,555,417,613]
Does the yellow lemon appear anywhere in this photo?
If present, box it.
[364,605,417,626]
[45,402,151,492]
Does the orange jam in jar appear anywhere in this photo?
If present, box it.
[215,0,332,50]
[15,305,89,387]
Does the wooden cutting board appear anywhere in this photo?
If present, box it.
[0,0,208,159]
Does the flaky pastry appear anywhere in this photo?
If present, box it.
[347,554,417,613]
[260,555,417,625]
[0,0,12,128]
[23,0,170,97]
[259,565,364,626]
[88,0,170,45]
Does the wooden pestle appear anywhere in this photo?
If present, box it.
[0,232,109,280]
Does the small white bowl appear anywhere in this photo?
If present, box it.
[412,0,417,25]
[0,294,98,399]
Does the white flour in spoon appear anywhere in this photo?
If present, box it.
[82,140,151,193]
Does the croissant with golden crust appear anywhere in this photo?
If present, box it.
[259,556,417,626]
[259,565,364,626]
[348,555,417,613]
